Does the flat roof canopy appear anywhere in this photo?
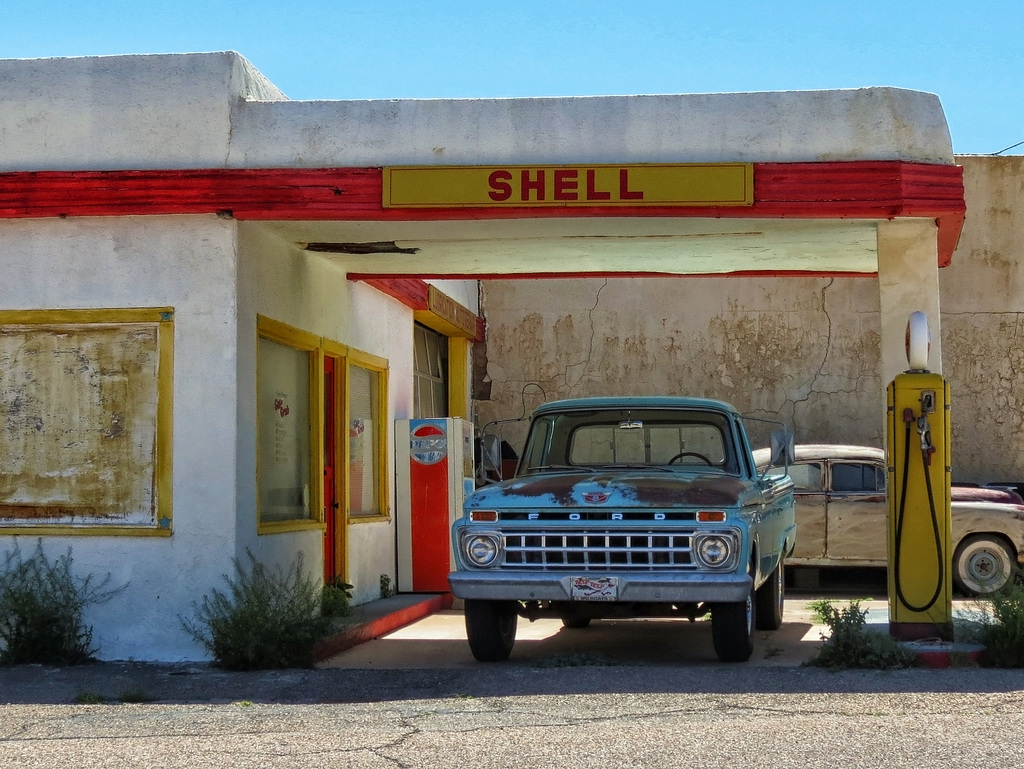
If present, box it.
[267,217,884,278]
[0,52,964,278]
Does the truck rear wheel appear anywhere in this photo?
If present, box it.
[464,599,518,661]
[711,580,755,662]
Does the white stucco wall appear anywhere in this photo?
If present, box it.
[0,52,285,171]
[0,215,240,661]
[230,88,954,167]
[0,52,953,173]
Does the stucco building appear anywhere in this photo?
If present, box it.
[2,51,1013,661]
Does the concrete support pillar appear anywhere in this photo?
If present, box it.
[876,219,943,383]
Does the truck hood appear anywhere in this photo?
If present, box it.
[465,470,751,509]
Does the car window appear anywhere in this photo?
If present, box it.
[831,462,886,492]
[788,462,823,491]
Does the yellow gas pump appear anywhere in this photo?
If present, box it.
[886,311,953,641]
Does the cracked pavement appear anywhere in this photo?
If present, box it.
[3,594,1023,768]
[3,667,1024,767]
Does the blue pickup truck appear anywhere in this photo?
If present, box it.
[449,396,797,663]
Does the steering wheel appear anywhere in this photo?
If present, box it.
[667,451,713,466]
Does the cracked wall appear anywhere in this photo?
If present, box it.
[939,155,1024,483]
[473,157,1024,484]
[476,274,883,453]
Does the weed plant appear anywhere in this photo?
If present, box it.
[322,576,353,619]
[182,550,337,670]
[805,599,918,670]
[0,540,125,666]
[977,578,1024,667]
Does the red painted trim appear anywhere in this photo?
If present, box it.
[312,593,454,661]
[358,278,430,310]
[0,161,965,265]
[356,277,484,341]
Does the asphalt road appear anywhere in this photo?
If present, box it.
[3,664,1024,768]
[3,576,1022,768]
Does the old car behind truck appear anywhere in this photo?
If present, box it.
[754,444,1024,595]
[448,396,796,663]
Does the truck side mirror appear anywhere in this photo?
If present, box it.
[768,428,795,470]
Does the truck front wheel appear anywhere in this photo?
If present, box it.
[464,599,518,661]
[711,580,756,662]
[755,561,785,630]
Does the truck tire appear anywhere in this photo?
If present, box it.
[464,599,518,661]
[711,578,755,662]
[953,535,1015,596]
[755,562,784,630]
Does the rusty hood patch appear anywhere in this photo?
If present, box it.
[465,471,749,509]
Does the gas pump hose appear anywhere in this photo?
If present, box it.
[893,414,944,613]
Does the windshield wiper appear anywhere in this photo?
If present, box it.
[526,465,598,473]
[595,464,674,473]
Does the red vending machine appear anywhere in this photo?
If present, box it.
[396,418,475,592]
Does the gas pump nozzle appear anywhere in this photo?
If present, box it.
[903,405,936,466]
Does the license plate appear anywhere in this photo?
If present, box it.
[569,576,619,601]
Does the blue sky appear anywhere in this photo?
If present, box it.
[3,1,1020,155]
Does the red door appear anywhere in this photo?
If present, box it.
[323,357,338,581]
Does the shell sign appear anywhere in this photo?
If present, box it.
[383,163,753,208]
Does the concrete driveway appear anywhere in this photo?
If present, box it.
[318,598,868,670]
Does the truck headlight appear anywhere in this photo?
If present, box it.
[463,533,501,567]
[693,534,735,569]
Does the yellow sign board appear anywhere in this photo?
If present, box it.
[382,163,753,208]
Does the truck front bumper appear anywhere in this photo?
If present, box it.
[447,570,753,603]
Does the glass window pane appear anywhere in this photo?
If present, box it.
[349,364,380,517]
[831,463,879,492]
[789,462,823,491]
[258,337,312,523]
[413,324,448,418]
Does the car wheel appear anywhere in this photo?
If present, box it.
[464,599,518,661]
[711,572,756,662]
[560,616,592,629]
[755,561,785,630]
[953,535,1015,596]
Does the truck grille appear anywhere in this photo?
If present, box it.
[502,529,697,570]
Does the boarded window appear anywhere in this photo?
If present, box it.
[0,310,173,533]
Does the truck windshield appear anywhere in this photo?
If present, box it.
[520,409,737,474]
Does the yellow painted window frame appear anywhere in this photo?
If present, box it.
[256,316,324,535]
[447,336,469,419]
[0,307,174,537]
[346,347,391,524]
[256,317,391,534]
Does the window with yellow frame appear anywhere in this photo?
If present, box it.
[256,317,321,534]
[0,308,174,535]
[256,317,389,532]
[346,350,389,520]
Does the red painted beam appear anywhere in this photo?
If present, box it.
[357,277,430,310]
[0,161,966,265]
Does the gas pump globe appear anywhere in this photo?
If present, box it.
[886,311,954,640]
